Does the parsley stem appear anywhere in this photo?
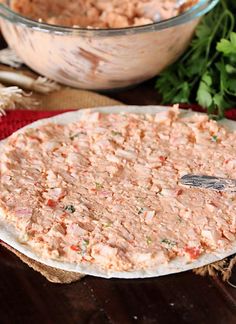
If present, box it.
[205,12,226,60]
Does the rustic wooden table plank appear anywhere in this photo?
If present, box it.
[1,243,236,324]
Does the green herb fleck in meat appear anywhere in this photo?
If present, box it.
[146,236,152,245]
[104,221,113,228]
[161,239,176,247]
[95,182,103,189]
[83,239,89,246]
[138,207,144,215]
[111,131,122,136]
[64,205,76,213]
[70,131,86,140]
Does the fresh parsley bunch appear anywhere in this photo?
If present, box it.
[156,0,236,118]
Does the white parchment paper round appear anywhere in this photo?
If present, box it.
[0,105,235,278]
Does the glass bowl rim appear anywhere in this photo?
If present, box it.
[0,0,219,36]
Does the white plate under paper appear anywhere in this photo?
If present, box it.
[0,105,236,279]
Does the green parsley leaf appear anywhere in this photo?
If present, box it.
[217,32,236,56]
[226,64,236,74]
[197,72,213,108]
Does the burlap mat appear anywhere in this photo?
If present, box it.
[33,87,121,111]
[1,242,85,283]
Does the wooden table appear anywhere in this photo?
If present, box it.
[0,37,236,324]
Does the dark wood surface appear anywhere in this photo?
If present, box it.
[0,36,236,324]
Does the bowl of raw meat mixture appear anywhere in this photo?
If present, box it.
[0,0,219,90]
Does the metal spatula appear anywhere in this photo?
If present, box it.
[180,174,236,192]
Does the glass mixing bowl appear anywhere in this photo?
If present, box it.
[0,0,219,90]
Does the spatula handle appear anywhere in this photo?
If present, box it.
[180,174,236,192]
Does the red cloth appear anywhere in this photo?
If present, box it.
[0,110,71,140]
[0,107,236,140]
